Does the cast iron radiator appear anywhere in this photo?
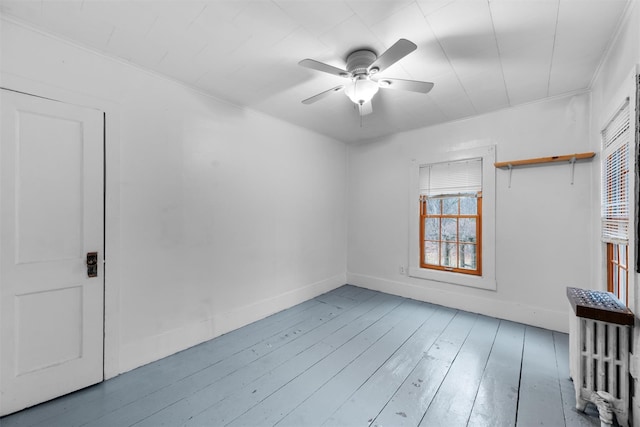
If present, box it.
[567,287,634,427]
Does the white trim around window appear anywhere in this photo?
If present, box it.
[408,145,497,290]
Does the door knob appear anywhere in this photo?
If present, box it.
[87,252,98,277]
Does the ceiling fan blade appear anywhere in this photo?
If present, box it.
[299,59,350,78]
[377,78,434,94]
[359,101,373,116]
[301,85,345,104]
[368,39,417,74]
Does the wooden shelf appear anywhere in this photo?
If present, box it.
[494,152,595,169]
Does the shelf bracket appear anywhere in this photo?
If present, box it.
[508,164,513,188]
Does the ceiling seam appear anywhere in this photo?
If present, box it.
[269,0,304,41]
[143,13,159,39]
[314,8,356,52]
[415,0,454,18]
[0,14,248,113]
[410,2,448,122]
[105,26,116,47]
[487,0,510,108]
[588,0,637,90]
[422,9,479,119]
[187,4,207,30]
[411,88,592,133]
[546,1,561,98]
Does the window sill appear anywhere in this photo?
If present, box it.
[408,266,496,291]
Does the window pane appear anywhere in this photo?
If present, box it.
[459,218,476,243]
[427,199,440,215]
[425,218,440,240]
[441,242,457,267]
[443,197,458,215]
[441,218,457,242]
[460,197,477,215]
[425,241,439,265]
[459,244,477,270]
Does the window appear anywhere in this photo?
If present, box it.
[419,158,482,276]
[607,243,628,306]
[601,98,631,305]
[409,145,495,290]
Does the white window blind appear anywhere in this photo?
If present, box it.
[601,98,631,244]
[419,158,482,197]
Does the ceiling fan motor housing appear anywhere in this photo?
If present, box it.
[346,50,376,76]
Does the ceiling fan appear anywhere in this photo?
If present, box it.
[298,39,434,116]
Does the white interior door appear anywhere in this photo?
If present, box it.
[0,89,104,416]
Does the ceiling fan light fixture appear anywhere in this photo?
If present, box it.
[344,77,379,105]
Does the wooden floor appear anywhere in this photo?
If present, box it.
[1,285,603,427]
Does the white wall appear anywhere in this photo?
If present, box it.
[590,2,639,298]
[347,92,593,333]
[588,2,640,423]
[1,18,347,375]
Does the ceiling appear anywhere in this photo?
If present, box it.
[0,0,631,143]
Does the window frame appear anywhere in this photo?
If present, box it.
[600,93,633,307]
[419,193,482,275]
[408,145,496,291]
[607,242,629,306]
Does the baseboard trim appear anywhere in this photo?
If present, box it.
[119,273,346,373]
[347,273,569,333]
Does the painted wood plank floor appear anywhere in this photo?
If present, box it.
[1,285,605,427]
